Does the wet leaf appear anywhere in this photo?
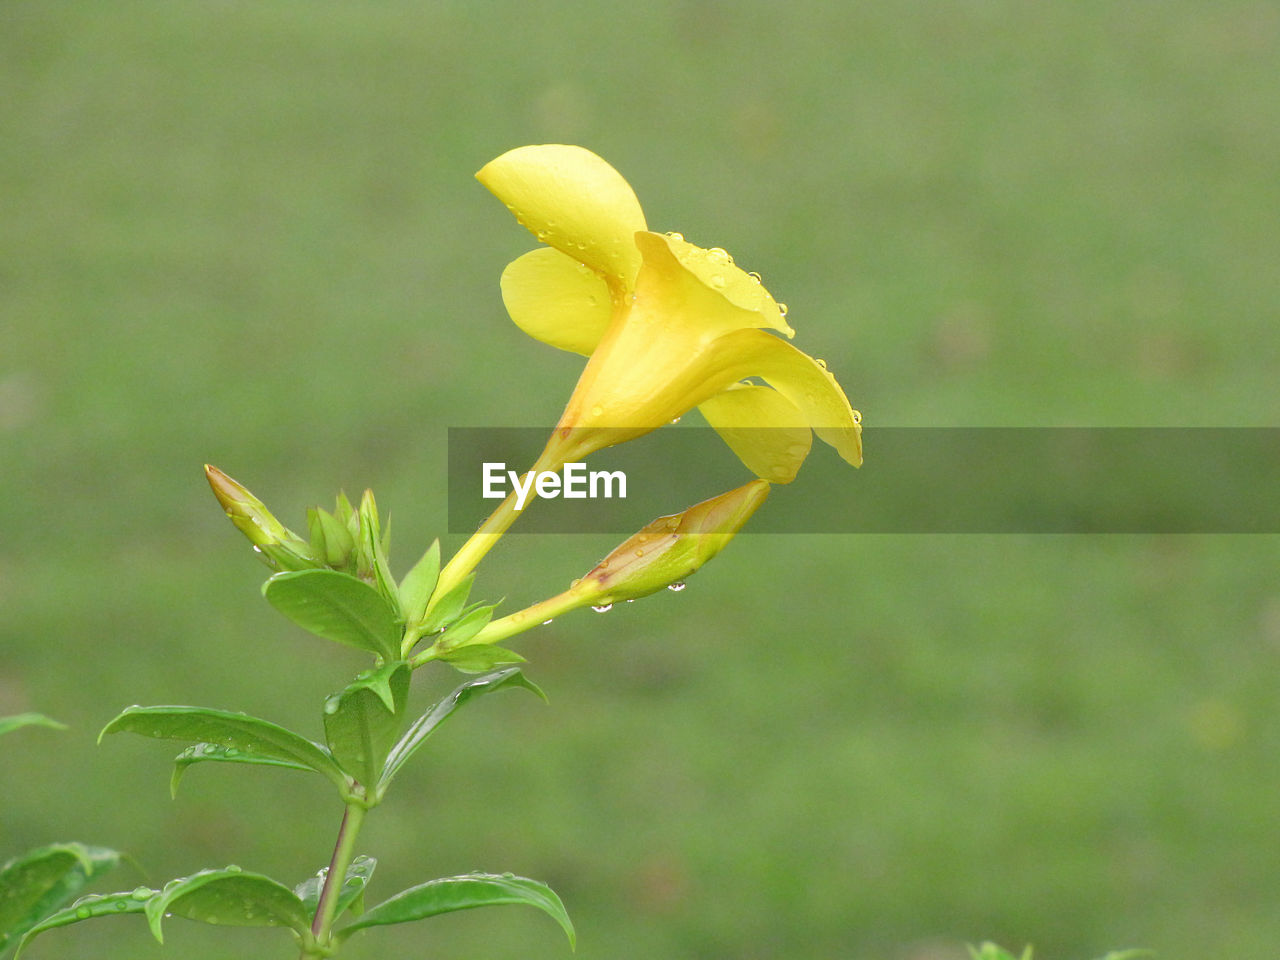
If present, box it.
[263,569,400,659]
[336,872,573,947]
[323,663,410,789]
[100,705,347,792]
[169,742,315,798]
[0,844,119,950]
[14,890,151,957]
[295,855,376,922]
[379,668,543,791]
[143,868,311,943]
[436,644,525,674]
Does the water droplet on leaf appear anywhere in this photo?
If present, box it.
[668,582,687,592]
[592,603,613,613]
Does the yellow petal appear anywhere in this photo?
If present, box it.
[704,329,863,467]
[697,384,812,483]
[633,231,793,339]
[500,248,614,357]
[477,145,647,291]
[656,232,794,337]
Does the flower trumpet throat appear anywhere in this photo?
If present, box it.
[456,480,770,651]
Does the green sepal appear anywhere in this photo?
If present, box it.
[100,705,348,793]
[262,568,401,660]
[0,714,66,737]
[308,507,357,570]
[170,743,315,798]
[0,844,120,951]
[143,868,312,943]
[334,872,574,949]
[322,663,410,791]
[334,490,356,529]
[398,539,440,628]
[435,601,500,651]
[378,668,543,792]
[357,491,398,609]
[13,889,152,958]
[295,855,377,922]
[420,574,475,635]
[436,644,525,674]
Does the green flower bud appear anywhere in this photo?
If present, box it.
[204,464,316,570]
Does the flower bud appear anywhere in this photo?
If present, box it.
[580,479,769,603]
[204,464,316,570]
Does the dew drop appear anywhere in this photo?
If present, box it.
[777,302,789,317]
[667,582,687,592]
[542,618,554,625]
[710,274,726,289]
[666,231,684,241]
[852,410,862,424]
[815,358,827,370]
[76,907,91,919]
[323,697,341,715]
[669,416,681,425]
[590,404,604,418]
[206,915,219,924]
[502,871,515,879]
[224,747,239,757]
[113,900,129,911]
[226,864,242,873]
[251,546,263,555]
[625,598,635,603]
[591,603,613,613]
[131,887,153,901]
[747,271,763,283]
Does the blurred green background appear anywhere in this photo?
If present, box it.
[3,2,1278,958]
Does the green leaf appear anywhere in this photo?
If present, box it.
[101,705,348,792]
[1095,952,1154,960]
[336,872,573,947]
[323,663,410,790]
[0,844,119,950]
[378,668,543,792]
[420,573,474,635]
[295,855,376,922]
[143,867,311,943]
[263,568,401,659]
[0,714,66,738]
[170,742,315,798]
[308,507,356,570]
[437,644,525,674]
[398,539,440,627]
[436,602,499,650]
[14,889,153,958]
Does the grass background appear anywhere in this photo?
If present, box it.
[3,2,1278,958]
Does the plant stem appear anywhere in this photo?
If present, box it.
[303,800,367,957]
[428,447,561,607]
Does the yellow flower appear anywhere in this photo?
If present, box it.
[477,144,862,483]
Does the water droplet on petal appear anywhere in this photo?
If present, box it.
[323,697,341,715]
[748,271,763,283]
[668,582,687,592]
[777,302,789,317]
[625,599,635,603]
[852,410,862,424]
[592,603,613,613]
[590,404,604,418]
[815,358,827,370]
[226,864,242,873]
[666,231,684,241]
[710,273,726,289]
[542,618,554,625]
[669,416,681,425]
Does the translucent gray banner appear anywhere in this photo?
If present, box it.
[447,428,1280,534]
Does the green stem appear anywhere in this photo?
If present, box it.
[303,800,367,956]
